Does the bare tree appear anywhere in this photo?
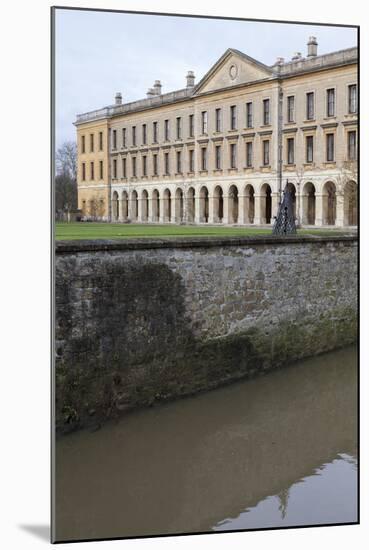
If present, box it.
[55,141,78,215]
[56,141,77,180]
[86,195,105,220]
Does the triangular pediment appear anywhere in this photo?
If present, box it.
[194,49,275,94]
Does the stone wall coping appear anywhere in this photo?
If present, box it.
[55,234,357,254]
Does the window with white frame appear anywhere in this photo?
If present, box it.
[215,145,221,169]
[306,92,314,120]
[230,143,237,168]
[263,140,270,165]
[230,105,237,130]
[164,120,169,141]
[326,133,335,162]
[348,84,357,114]
[246,142,253,167]
[327,89,335,117]
[153,121,158,143]
[201,147,207,170]
[189,114,194,137]
[189,149,194,172]
[287,96,295,123]
[215,108,221,132]
[263,99,270,125]
[176,150,182,173]
[246,102,253,128]
[306,135,314,163]
[348,131,357,160]
[176,117,182,140]
[287,137,295,164]
[201,111,208,134]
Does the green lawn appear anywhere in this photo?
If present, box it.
[55,222,352,241]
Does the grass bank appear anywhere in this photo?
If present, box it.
[55,222,354,241]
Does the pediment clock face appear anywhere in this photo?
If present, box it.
[229,63,239,80]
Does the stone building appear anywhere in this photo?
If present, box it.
[75,37,358,227]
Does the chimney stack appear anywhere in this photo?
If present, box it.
[153,80,162,96]
[186,70,195,88]
[146,88,155,98]
[307,36,318,57]
[291,52,303,61]
[115,92,122,105]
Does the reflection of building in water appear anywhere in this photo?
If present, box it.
[75,37,357,227]
[278,488,290,519]
[55,348,357,541]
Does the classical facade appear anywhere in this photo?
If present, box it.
[75,37,358,227]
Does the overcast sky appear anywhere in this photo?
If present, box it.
[54,8,357,148]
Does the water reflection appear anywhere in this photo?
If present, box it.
[214,453,357,530]
[54,346,357,542]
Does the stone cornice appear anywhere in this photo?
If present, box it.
[56,234,358,254]
[301,125,318,131]
[321,122,339,129]
[342,119,358,126]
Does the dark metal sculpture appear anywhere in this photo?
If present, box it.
[272,182,297,235]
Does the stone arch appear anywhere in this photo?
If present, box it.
[260,183,272,224]
[163,188,172,222]
[175,188,184,223]
[322,181,337,225]
[141,190,149,222]
[112,190,119,221]
[121,191,128,221]
[130,190,138,221]
[302,182,316,225]
[213,185,224,223]
[186,187,195,222]
[344,180,357,226]
[244,184,255,224]
[228,184,239,224]
[200,186,209,223]
[152,189,160,222]
[286,181,297,220]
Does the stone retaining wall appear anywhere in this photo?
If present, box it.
[55,235,357,434]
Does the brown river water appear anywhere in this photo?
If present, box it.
[54,345,358,542]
